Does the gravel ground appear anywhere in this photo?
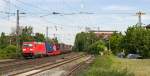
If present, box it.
[0,52,82,76]
[32,55,92,76]
[69,56,95,76]
[0,59,16,63]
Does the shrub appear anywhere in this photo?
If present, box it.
[88,40,107,54]
[3,45,17,53]
[0,45,20,59]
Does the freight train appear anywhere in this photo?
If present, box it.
[22,42,72,58]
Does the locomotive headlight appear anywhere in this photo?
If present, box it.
[30,49,33,51]
[23,49,26,51]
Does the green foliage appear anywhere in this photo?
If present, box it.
[19,26,46,43]
[88,40,106,54]
[79,55,134,76]
[0,45,19,59]
[74,32,108,54]
[52,37,59,44]
[123,25,150,57]
[34,33,45,42]
[109,32,124,55]
[109,25,150,58]
[4,45,17,52]
[0,32,8,48]
[22,26,33,35]
[46,38,58,44]
[20,26,34,43]
[74,32,86,51]
[74,32,99,52]
[20,35,34,42]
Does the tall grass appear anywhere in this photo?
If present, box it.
[80,55,134,76]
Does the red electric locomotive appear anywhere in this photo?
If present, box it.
[22,42,61,58]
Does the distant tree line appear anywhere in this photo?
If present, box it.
[73,32,108,54]
[74,25,150,58]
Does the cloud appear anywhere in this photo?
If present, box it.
[143,15,150,20]
[0,0,7,11]
[102,5,135,11]
[0,18,16,34]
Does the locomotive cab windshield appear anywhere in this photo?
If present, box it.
[23,44,33,47]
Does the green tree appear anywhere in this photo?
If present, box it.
[123,25,150,57]
[22,26,33,35]
[0,32,8,48]
[34,33,45,42]
[74,32,86,51]
[88,40,106,54]
[109,32,124,54]
[74,32,99,52]
[52,37,59,44]
[20,26,34,44]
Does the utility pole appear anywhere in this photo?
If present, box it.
[98,26,100,31]
[54,25,57,38]
[85,26,90,32]
[9,39,11,45]
[109,39,111,51]
[46,26,49,41]
[16,10,20,56]
[16,10,25,56]
[136,11,145,26]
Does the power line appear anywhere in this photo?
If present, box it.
[46,26,49,41]
[15,0,51,14]
[3,0,26,11]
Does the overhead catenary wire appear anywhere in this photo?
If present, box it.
[0,0,149,44]
[15,0,53,17]
[2,0,27,12]
[15,0,51,12]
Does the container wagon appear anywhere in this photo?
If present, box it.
[59,43,72,54]
[47,43,61,55]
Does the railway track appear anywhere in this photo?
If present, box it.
[8,54,87,76]
[0,51,72,68]
[0,52,83,76]
[66,55,94,76]
[0,52,72,68]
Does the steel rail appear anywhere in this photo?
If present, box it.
[8,54,86,76]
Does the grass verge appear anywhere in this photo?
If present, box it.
[79,55,134,76]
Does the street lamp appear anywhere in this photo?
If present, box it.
[105,38,111,51]
[109,39,111,51]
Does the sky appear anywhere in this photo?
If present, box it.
[0,0,150,45]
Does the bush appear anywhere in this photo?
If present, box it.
[88,40,107,54]
[0,45,20,59]
[3,45,17,52]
